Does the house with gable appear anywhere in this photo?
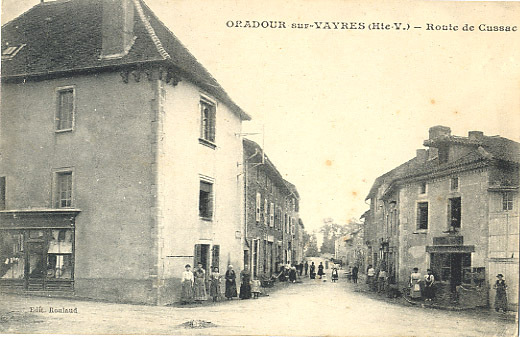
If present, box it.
[1,0,250,305]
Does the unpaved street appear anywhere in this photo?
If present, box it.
[1,276,517,336]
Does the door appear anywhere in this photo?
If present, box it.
[26,241,46,290]
[450,254,462,292]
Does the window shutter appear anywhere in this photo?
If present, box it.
[264,199,268,225]
[270,202,274,227]
[256,192,261,222]
[212,245,220,270]
[194,244,202,266]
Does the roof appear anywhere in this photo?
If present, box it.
[366,131,520,200]
[1,0,250,120]
[243,138,299,198]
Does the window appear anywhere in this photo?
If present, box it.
[448,197,461,230]
[56,88,74,131]
[0,177,5,210]
[200,99,216,143]
[450,177,459,191]
[269,202,274,227]
[419,182,427,194]
[199,180,213,219]
[255,192,261,222]
[503,193,514,211]
[416,202,428,230]
[55,171,72,208]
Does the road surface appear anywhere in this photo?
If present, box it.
[1,275,517,336]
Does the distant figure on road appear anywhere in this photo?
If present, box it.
[224,265,237,300]
[193,262,207,301]
[180,264,194,304]
[318,262,324,279]
[309,262,316,279]
[331,267,339,282]
[409,267,422,299]
[366,265,376,290]
[494,274,508,312]
[423,269,435,302]
[377,269,387,293]
[239,265,252,299]
[209,266,221,302]
[298,262,304,276]
[351,266,359,284]
[289,266,297,283]
[304,261,309,275]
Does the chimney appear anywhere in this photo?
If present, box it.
[468,131,484,141]
[101,0,135,59]
[416,149,427,163]
[428,125,451,140]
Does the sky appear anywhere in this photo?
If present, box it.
[2,0,520,234]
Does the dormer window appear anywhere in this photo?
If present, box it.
[1,44,25,60]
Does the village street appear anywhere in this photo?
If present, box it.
[1,273,516,336]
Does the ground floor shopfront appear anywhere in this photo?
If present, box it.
[0,210,79,292]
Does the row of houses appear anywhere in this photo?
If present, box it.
[0,0,303,305]
[363,126,519,310]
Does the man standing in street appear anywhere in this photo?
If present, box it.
[352,265,359,284]
[304,261,309,276]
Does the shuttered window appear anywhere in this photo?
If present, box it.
[417,202,428,230]
[255,192,261,222]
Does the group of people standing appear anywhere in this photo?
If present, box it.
[180,264,259,304]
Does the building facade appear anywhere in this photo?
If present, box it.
[1,0,250,304]
[242,139,302,278]
[365,126,519,310]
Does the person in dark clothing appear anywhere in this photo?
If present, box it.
[494,274,508,312]
[298,262,304,276]
[310,262,316,279]
[317,262,324,279]
[289,266,297,283]
[239,265,252,299]
[351,265,359,284]
[224,265,237,299]
[304,261,309,275]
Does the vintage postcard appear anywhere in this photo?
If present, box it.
[1,0,519,336]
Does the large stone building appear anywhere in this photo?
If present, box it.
[1,0,250,304]
[365,126,519,310]
[242,139,302,278]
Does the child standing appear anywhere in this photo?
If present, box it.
[251,278,261,299]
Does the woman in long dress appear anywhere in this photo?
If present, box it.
[494,274,508,312]
[225,265,237,299]
[193,262,207,301]
[317,262,324,279]
[239,266,252,299]
[423,269,435,302]
[180,264,194,304]
[409,267,422,299]
[209,266,221,302]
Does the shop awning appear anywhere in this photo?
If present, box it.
[0,209,81,229]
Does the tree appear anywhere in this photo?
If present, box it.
[304,232,319,257]
[319,220,351,255]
